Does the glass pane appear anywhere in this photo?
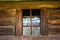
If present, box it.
[22,9,30,16]
[23,27,30,35]
[32,27,40,35]
[32,17,40,26]
[32,9,40,16]
[23,17,30,27]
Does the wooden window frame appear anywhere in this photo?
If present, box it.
[16,8,48,36]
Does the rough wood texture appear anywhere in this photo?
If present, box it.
[48,19,60,24]
[40,8,48,35]
[0,36,59,40]
[47,9,60,35]
[0,1,59,40]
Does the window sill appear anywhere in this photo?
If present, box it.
[21,35,60,37]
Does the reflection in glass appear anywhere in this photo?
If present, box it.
[32,27,40,35]
[32,17,40,26]
[23,17,30,27]
[23,27,30,35]
[22,9,30,16]
[32,9,40,16]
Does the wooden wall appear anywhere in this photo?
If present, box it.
[0,1,60,40]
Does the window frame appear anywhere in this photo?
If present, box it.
[16,8,48,36]
[16,8,60,36]
[19,8,48,35]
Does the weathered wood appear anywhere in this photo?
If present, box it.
[40,8,48,35]
[48,19,60,24]
[16,9,22,36]
[47,9,60,35]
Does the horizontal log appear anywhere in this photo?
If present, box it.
[48,19,60,24]
[47,10,60,18]
[0,9,16,17]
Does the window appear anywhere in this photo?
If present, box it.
[0,9,16,36]
[22,9,41,35]
[21,8,60,36]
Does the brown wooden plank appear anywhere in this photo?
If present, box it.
[16,9,22,36]
[40,8,48,35]
[48,19,60,24]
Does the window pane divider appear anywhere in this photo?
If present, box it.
[30,9,32,35]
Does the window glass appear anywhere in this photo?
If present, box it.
[22,9,30,16]
[23,17,30,27]
[32,17,40,26]
[23,27,30,35]
[32,27,40,35]
[32,9,40,16]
